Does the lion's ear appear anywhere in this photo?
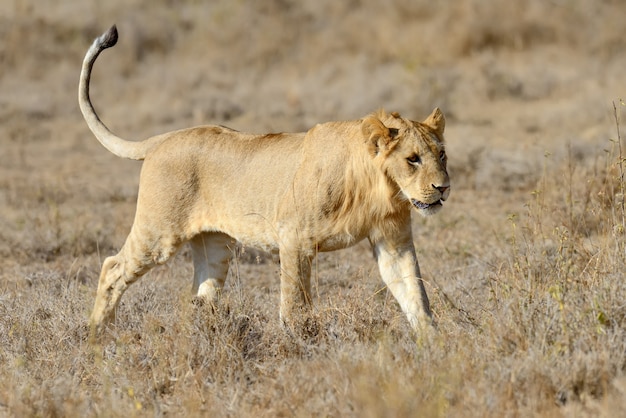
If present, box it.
[423,107,445,137]
[362,115,397,156]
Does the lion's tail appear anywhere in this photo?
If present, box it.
[78,25,158,160]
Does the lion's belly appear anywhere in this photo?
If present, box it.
[315,232,367,252]
[187,182,373,255]
[223,223,367,253]
[199,214,369,256]
[195,219,280,254]
[227,226,281,253]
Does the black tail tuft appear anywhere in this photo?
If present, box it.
[98,25,118,50]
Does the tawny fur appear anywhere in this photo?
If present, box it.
[79,25,451,335]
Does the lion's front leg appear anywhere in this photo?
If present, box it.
[371,228,433,332]
[278,245,313,326]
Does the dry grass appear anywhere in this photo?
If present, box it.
[1,1,626,416]
[1,149,625,416]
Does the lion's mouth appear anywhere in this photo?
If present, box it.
[411,199,443,210]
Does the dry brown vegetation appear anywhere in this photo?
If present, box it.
[1,0,626,416]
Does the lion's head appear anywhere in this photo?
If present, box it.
[362,108,450,216]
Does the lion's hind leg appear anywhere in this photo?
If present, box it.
[190,232,232,305]
[89,226,181,335]
[89,254,130,335]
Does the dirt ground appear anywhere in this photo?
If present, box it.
[1,1,626,417]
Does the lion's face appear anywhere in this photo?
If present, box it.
[362,108,450,216]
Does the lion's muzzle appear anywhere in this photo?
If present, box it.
[411,199,443,210]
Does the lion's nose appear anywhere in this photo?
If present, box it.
[433,184,449,194]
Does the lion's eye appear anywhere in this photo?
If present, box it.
[439,151,446,162]
[407,154,421,165]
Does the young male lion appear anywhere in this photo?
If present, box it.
[79,26,450,335]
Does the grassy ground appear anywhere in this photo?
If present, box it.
[1,1,625,416]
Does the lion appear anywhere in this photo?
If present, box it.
[79,25,450,335]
